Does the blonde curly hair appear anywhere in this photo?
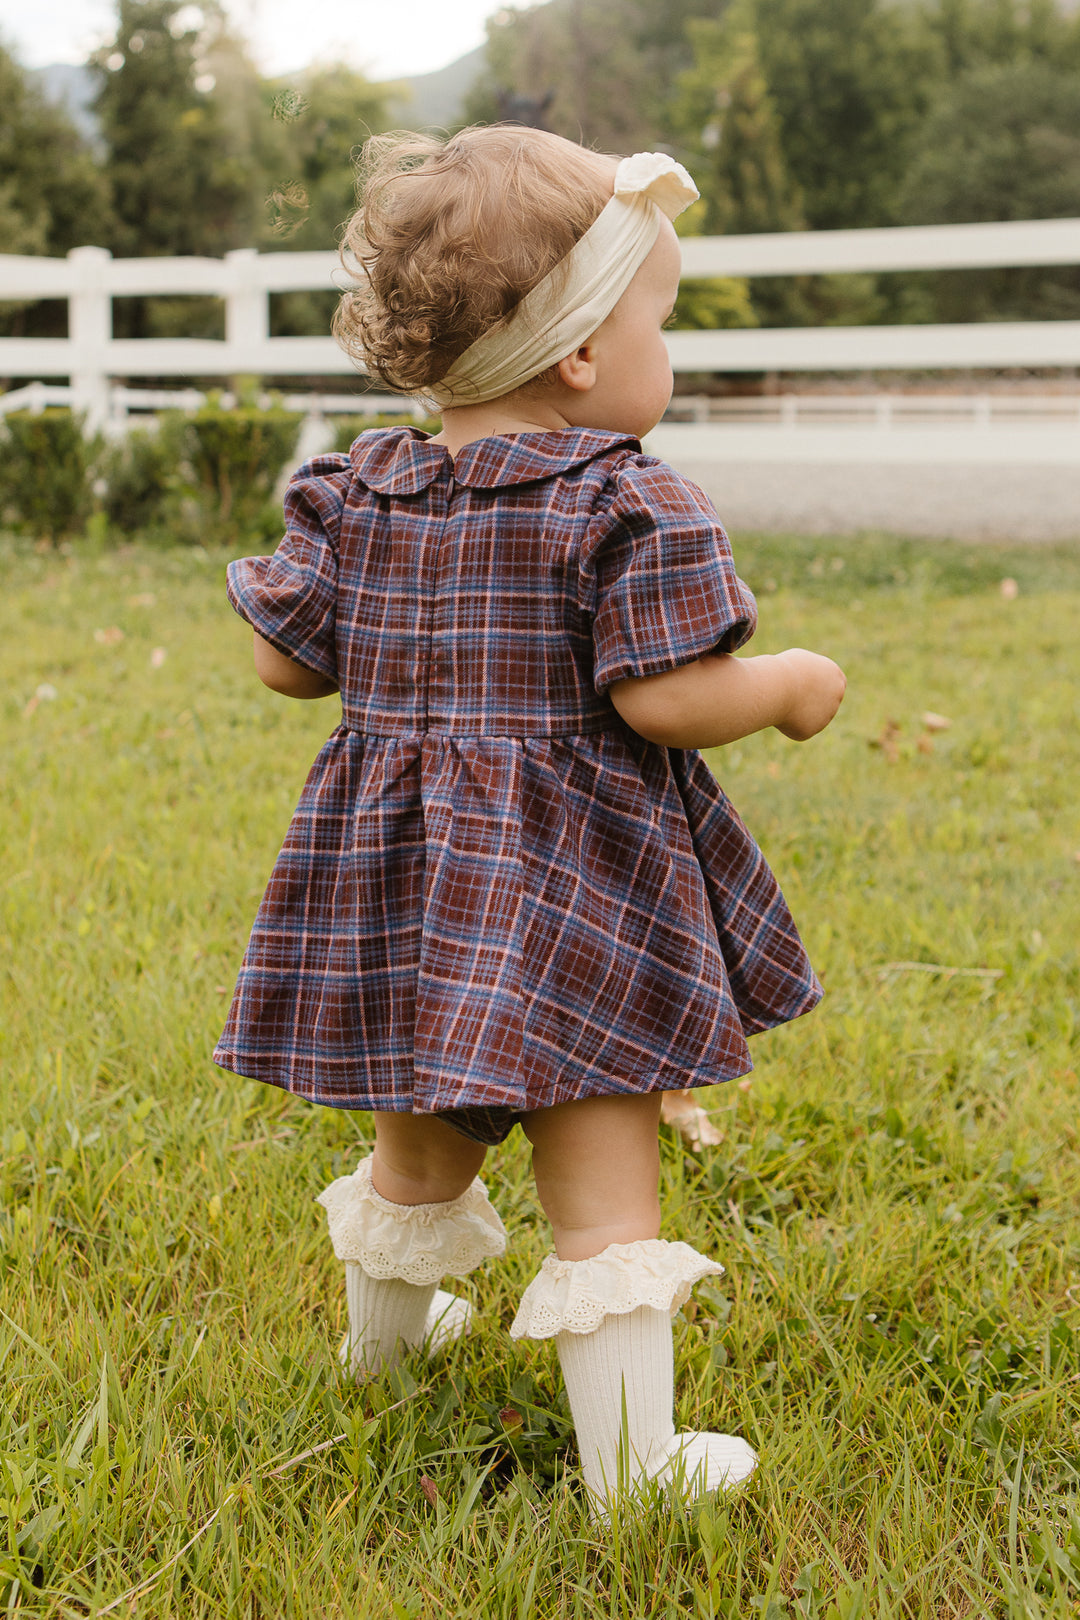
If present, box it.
[333,126,618,397]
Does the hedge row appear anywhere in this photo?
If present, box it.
[0,407,436,547]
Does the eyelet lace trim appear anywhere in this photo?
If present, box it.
[317,1157,507,1283]
[510,1239,723,1340]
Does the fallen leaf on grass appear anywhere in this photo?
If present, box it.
[869,718,901,763]
[660,1089,723,1148]
[1000,577,1019,600]
[23,682,58,717]
[94,626,124,645]
[916,732,934,755]
[419,1474,439,1506]
[150,647,167,668]
[499,1407,523,1435]
[921,711,951,731]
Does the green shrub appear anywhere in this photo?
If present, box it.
[330,411,440,454]
[182,403,303,544]
[671,276,758,330]
[97,420,179,537]
[0,409,95,545]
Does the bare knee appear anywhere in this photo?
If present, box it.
[372,1113,486,1205]
[523,1093,662,1261]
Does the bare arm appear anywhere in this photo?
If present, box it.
[609,648,845,748]
[252,632,340,699]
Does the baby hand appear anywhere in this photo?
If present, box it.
[773,648,846,741]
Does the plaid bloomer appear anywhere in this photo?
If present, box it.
[214,427,822,1145]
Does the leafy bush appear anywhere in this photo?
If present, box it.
[97,419,180,537]
[330,412,440,454]
[0,409,95,545]
[671,276,758,329]
[181,402,303,543]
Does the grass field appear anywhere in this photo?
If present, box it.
[1,527,1078,1618]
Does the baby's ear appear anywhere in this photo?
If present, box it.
[558,344,598,394]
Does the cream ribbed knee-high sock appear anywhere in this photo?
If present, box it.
[343,1265,438,1374]
[556,1306,674,1495]
[556,1305,756,1513]
[510,1240,756,1520]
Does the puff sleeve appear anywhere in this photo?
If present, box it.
[583,457,757,694]
[225,455,350,683]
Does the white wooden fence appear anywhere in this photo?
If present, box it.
[1,219,1079,434]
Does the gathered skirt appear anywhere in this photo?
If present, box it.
[214,722,821,1117]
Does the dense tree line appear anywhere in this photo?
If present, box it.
[2,0,1079,337]
[0,0,392,337]
[469,0,1080,325]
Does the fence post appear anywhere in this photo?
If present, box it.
[67,245,112,434]
[225,248,269,378]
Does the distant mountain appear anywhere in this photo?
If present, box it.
[27,46,486,151]
[386,46,486,131]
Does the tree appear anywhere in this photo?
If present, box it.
[750,0,938,230]
[0,45,113,335]
[92,0,264,260]
[91,0,275,337]
[465,0,722,152]
[260,65,392,252]
[899,60,1080,319]
[671,5,901,328]
[0,45,112,257]
[257,65,394,337]
[465,0,647,149]
[917,0,1080,75]
[675,6,804,237]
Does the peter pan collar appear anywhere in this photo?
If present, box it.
[348,426,640,495]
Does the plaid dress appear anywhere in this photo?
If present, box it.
[214,427,821,1144]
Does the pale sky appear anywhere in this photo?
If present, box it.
[0,0,538,79]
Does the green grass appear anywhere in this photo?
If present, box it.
[1,528,1078,1618]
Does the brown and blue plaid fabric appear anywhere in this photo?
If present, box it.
[214,428,821,1141]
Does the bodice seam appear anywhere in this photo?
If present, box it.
[335,724,623,740]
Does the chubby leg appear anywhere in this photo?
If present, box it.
[372,1110,487,1204]
[515,1092,755,1517]
[522,1092,662,1260]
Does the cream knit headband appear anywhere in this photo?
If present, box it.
[426,152,699,409]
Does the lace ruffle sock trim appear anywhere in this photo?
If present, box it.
[317,1156,507,1374]
[317,1155,508,1283]
[509,1238,722,1340]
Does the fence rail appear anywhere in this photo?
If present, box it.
[665,393,1080,426]
[0,380,427,422]
[1,218,1079,433]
